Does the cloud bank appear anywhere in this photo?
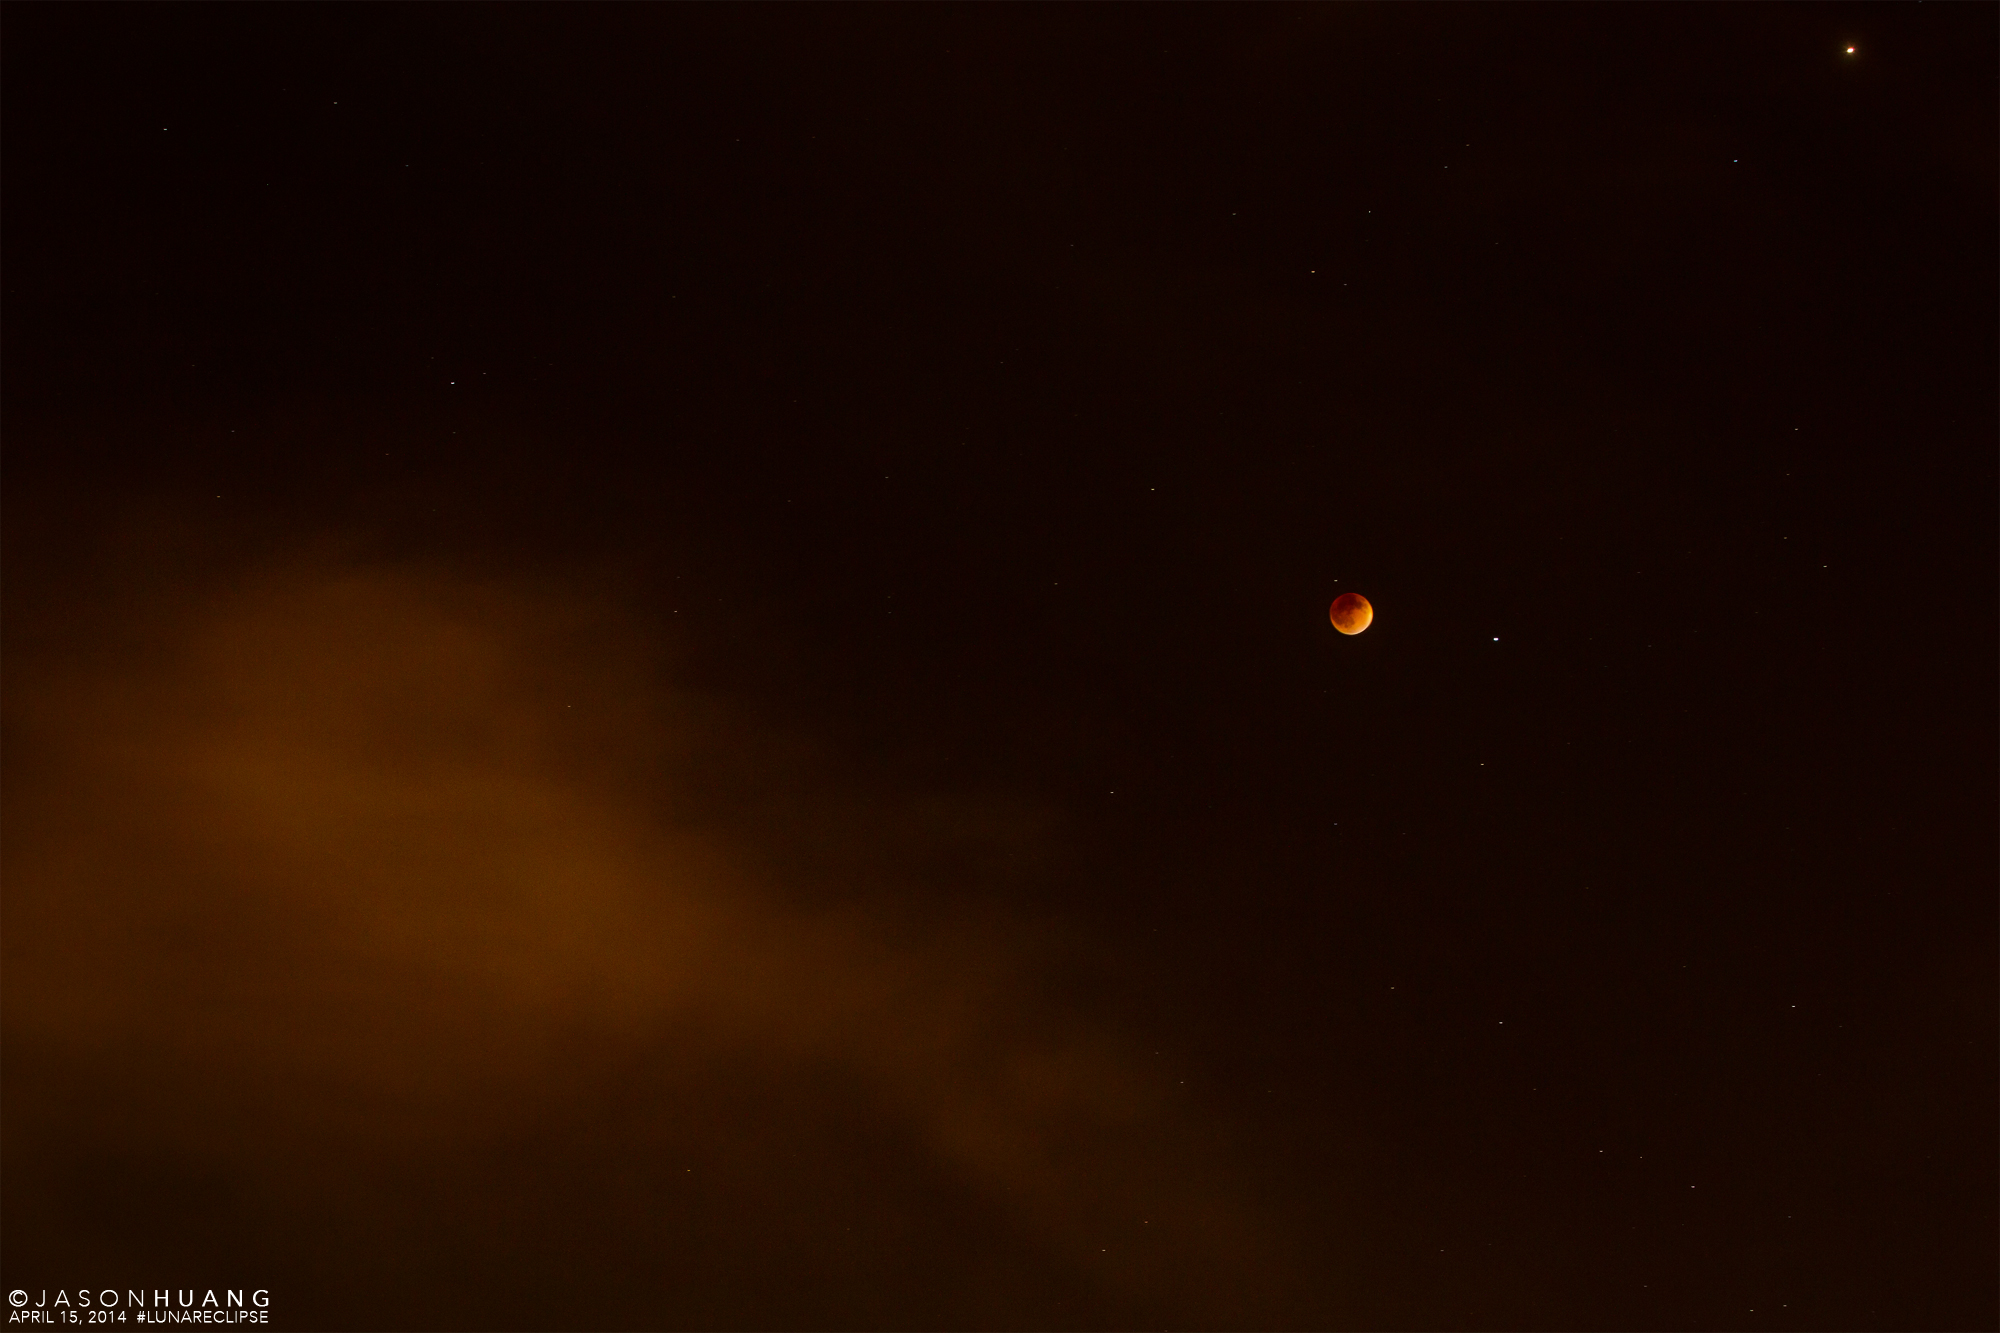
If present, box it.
[4,517,1290,1328]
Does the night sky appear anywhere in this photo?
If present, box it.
[4,7,1994,1330]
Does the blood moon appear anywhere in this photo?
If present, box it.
[1329,592,1373,635]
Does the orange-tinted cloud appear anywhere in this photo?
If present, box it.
[4,515,1297,1327]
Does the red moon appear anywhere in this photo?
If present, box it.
[1329,593,1373,635]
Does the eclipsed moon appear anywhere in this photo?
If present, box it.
[1329,593,1373,635]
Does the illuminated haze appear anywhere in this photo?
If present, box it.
[3,506,1293,1328]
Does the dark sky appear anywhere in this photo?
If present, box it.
[4,6,1994,1330]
